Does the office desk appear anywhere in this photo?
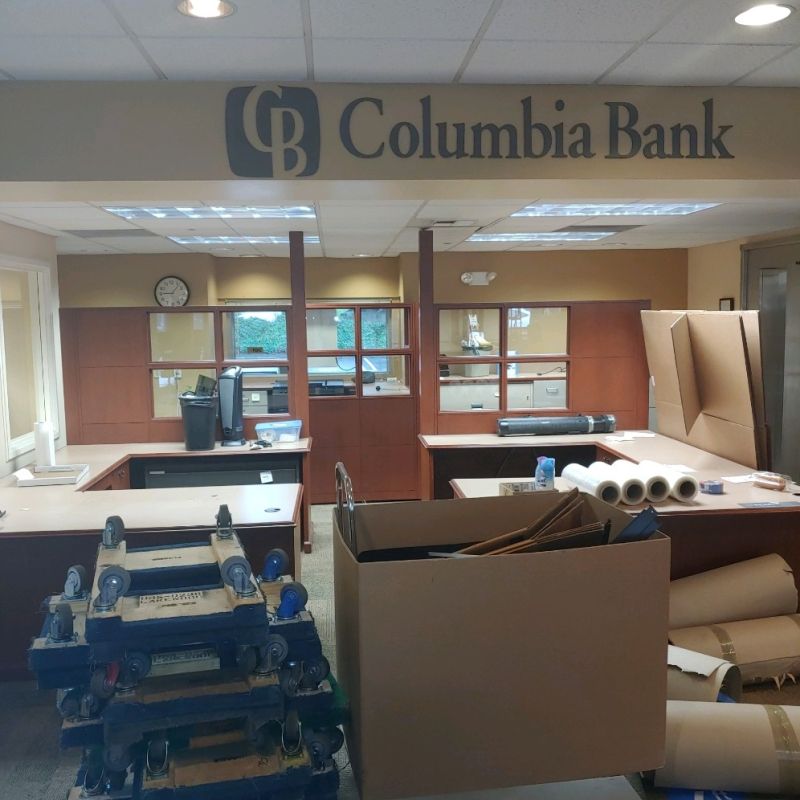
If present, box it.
[444,442,800,584]
[0,442,309,681]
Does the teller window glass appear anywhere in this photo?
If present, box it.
[307,308,356,351]
[222,311,288,361]
[438,308,500,358]
[240,366,290,415]
[308,356,357,397]
[439,363,500,412]
[149,312,215,362]
[360,307,407,350]
[506,307,568,356]
[151,368,217,418]
[361,355,411,397]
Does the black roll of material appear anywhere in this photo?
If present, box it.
[497,414,616,437]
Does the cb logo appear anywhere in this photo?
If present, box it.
[225,85,320,178]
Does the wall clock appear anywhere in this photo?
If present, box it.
[154,275,190,307]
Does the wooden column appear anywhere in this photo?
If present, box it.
[418,228,436,499]
[289,230,312,552]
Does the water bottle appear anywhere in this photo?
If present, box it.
[535,456,555,490]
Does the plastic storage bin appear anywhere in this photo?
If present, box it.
[255,419,302,444]
[179,393,218,451]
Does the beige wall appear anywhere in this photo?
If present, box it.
[430,250,688,309]
[58,254,217,307]
[686,226,800,310]
[687,240,742,310]
[305,257,400,301]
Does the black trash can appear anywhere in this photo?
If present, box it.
[179,393,218,451]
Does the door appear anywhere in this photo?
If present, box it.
[743,241,800,478]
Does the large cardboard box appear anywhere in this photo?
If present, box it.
[641,310,768,469]
[333,492,670,800]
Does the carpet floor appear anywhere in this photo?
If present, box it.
[1,503,798,800]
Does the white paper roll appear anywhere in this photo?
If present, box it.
[561,462,621,505]
[639,460,699,502]
[34,420,55,467]
[611,459,671,503]
[588,461,646,505]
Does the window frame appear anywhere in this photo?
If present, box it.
[435,302,571,416]
[146,305,293,421]
[0,263,60,461]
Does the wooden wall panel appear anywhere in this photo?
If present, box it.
[570,357,640,414]
[310,444,361,504]
[360,445,418,497]
[79,366,149,424]
[59,308,83,444]
[570,301,648,357]
[81,422,150,445]
[360,397,416,446]
[309,399,360,448]
[77,309,148,367]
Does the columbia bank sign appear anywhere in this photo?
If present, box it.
[225,85,735,179]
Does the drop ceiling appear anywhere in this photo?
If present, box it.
[0,2,798,256]
[1,198,799,258]
[0,0,798,85]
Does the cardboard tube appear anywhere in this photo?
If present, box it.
[667,645,742,702]
[656,701,800,794]
[639,460,699,502]
[669,554,797,629]
[587,461,645,505]
[670,615,800,685]
[611,459,671,503]
[561,463,621,506]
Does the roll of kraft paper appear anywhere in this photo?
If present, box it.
[560,462,621,505]
[669,554,798,630]
[655,700,800,795]
[587,461,646,505]
[670,615,800,685]
[611,459,671,503]
[34,420,55,467]
[667,645,742,702]
[638,460,699,503]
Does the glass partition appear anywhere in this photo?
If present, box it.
[306,308,356,351]
[222,310,288,360]
[507,307,568,355]
[439,363,500,411]
[152,368,217,418]
[361,355,411,397]
[438,308,500,357]
[361,307,407,349]
[242,366,290,415]
[149,312,215,362]
[307,356,357,396]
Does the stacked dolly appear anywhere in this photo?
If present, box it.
[28,507,345,800]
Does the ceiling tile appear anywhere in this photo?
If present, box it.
[90,237,189,253]
[652,2,800,45]
[130,219,237,235]
[114,0,303,38]
[310,0,493,40]
[318,202,419,227]
[225,219,319,235]
[313,39,470,82]
[485,0,686,42]
[0,36,155,79]
[416,200,530,224]
[602,42,790,85]
[0,0,124,36]
[462,40,631,83]
[738,46,800,86]
[480,217,589,233]
[56,235,122,254]
[140,37,307,80]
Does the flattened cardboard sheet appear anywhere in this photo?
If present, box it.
[656,701,800,795]
[667,645,742,701]
[669,554,797,630]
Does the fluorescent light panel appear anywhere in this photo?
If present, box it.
[170,235,321,245]
[511,202,719,217]
[104,205,316,220]
[469,231,615,242]
[735,4,793,25]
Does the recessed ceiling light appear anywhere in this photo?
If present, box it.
[169,235,320,245]
[511,202,719,217]
[177,0,236,19]
[468,231,616,243]
[734,4,793,25]
[104,205,315,220]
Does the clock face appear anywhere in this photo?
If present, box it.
[155,276,190,307]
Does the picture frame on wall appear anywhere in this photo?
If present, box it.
[719,297,735,311]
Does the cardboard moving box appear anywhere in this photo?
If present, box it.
[333,490,671,800]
